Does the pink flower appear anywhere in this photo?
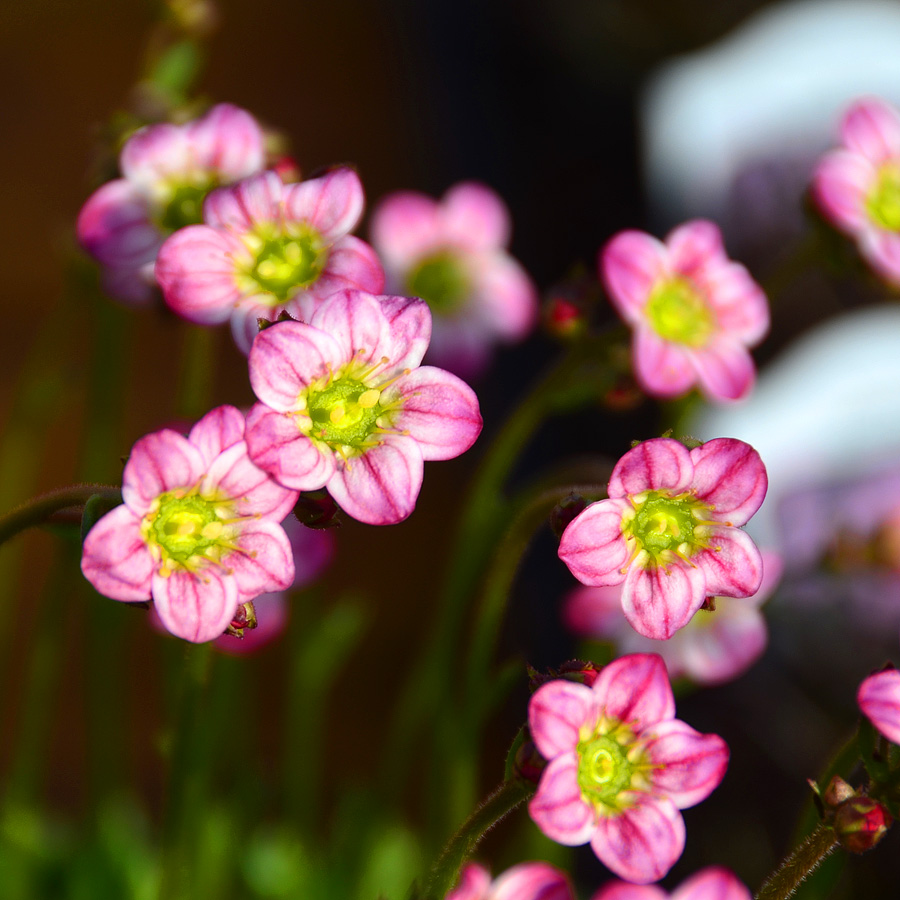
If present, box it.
[565,552,782,686]
[858,668,900,744]
[812,97,900,286]
[446,862,573,900]
[77,103,265,305]
[600,221,768,401]
[370,182,537,377]
[590,866,750,900]
[155,168,385,352]
[244,290,482,525]
[558,438,767,640]
[528,653,729,884]
[81,405,298,643]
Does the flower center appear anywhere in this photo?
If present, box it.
[157,181,215,232]
[646,277,714,347]
[245,228,328,304]
[407,251,469,314]
[576,731,635,809]
[306,377,383,449]
[143,492,233,571]
[867,164,900,231]
[625,490,710,565]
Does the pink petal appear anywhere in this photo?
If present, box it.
[491,862,574,900]
[632,328,696,398]
[590,883,667,900]
[563,584,629,639]
[80,504,154,601]
[369,191,441,268]
[284,167,365,241]
[640,719,729,808]
[600,231,667,322]
[670,867,752,900]
[841,97,900,163]
[231,295,280,355]
[100,262,158,306]
[307,290,393,365]
[441,181,511,250]
[691,341,756,402]
[666,220,727,276]
[283,517,335,587]
[859,228,900,285]
[689,438,767,525]
[528,753,597,846]
[590,796,685,884]
[621,560,708,640]
[698,263,769,345]
[318,234,386,293]
[152,568,239,643]
[120,123,192,187]
[858,669,900,744]
[529,679,597,759]
[155,225,245,324]
[473,254,538,341]
[244,404,336,492]
[188,405,246,467]
[377,295,432,370]
[558,499,632,587]
[186,103,264,179]
[693,528,763,599]
[225,519,295,599]
[325,434,424,525]
[122,429,206,517]
[812,150,874,233]
[77,180,161,268]
[608,438,695,499]
[446,863,492,900]
[387,366,482,461]
[248,320,346,413]
[592,653,675,731]
[202,172,284,232]
[201,440,299,521]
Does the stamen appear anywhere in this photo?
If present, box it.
[358,389,380,409]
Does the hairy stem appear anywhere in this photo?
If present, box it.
[755,823,839,900]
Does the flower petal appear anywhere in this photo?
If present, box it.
[590,796,685,884]
[858,669,900,745]
[689,438,767,525]
[640,719,729,809]
[376,295,432,370]
[563,584,629,640]
[691,341,756,402]
[590,882,667,900]
[528,753,596,846]
[446,863,492,900]
[608,438,694,499]
[529,680,597,759]
[441,181,511,250]
[317,234,386,294]
[225,519,295,599]
[592,653,675,731]
[670,867,752,900]
[80,505,154,602]
[122,430,207,517]
[370,191,441,269]
[120,123,192,187]
[558,499,632,587]
[473,254,538,341]
[632,328,696,398]
[248,320,345,413]
[600,231,667,322]
[387,366,482,461]
[693,528,763,599]
[491,862,574,900]
[859,228,900,286]
[308,290,393,365]
[326,434,424,525]
[244,403,336,491]
[152,568,239,643]
[284,167,365,241]
[202,171,283,231]
[621,559,708,640]
[188,404,247,467]
[666,220,727,276]
[811,150,873,233]
[186,103,264,179]
[841,97,900,163]
[699,262,769,346]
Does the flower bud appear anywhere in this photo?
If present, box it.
[272,155,302,184]
[512,730,547,785]
[528,660,603,692]
[544,296,586,339]
[833,797,892,853]
[225,600,258,638]
[822,775,856,808]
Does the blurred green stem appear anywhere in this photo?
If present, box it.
[755,823,839,900]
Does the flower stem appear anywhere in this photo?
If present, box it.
[755,822,839,900]
[0,484,122,547]
[422,778,535,900]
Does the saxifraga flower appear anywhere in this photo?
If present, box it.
[446,862,573,900]
[589,866,751,900]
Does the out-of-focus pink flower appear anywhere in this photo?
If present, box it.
[565,552,782,686]
[528,654,729,884]
[155,169,385,352]
[446,861,573,900]
[558,438,767,640]
[813,97,900,286]
[81,406,298,643]
[600,221,768,401]
[77,104,265,306]
[858,668,900,744]
[370,182,537,377]
[590,866,751,900]
[244,290,482,525]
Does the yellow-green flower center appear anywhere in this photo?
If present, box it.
[247,228,327,303]
[407,251,469,314]
[576,721,645,812]
[867,164,900,231]
[624,490,711,566]
[157,181,214,232]
[306,377,383,449]
[646,277,714,347]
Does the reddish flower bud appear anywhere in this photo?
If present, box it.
[512,730,547,785]
[528,660,603,692]
[272,155,302,184]
[544,296,585,339]
[833,797,892,853]
[822,775,856,808]
[225,600,259,638]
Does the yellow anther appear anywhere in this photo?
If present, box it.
[330,404,346,424]
[257,260,278,279]
[201,521,224,540]
[284,241,301,264]
[357,389,380,409]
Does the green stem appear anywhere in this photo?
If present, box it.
[0,484,121,547]
[755,823,839,900]
[422,778,534,900]
[175,325,216,421]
